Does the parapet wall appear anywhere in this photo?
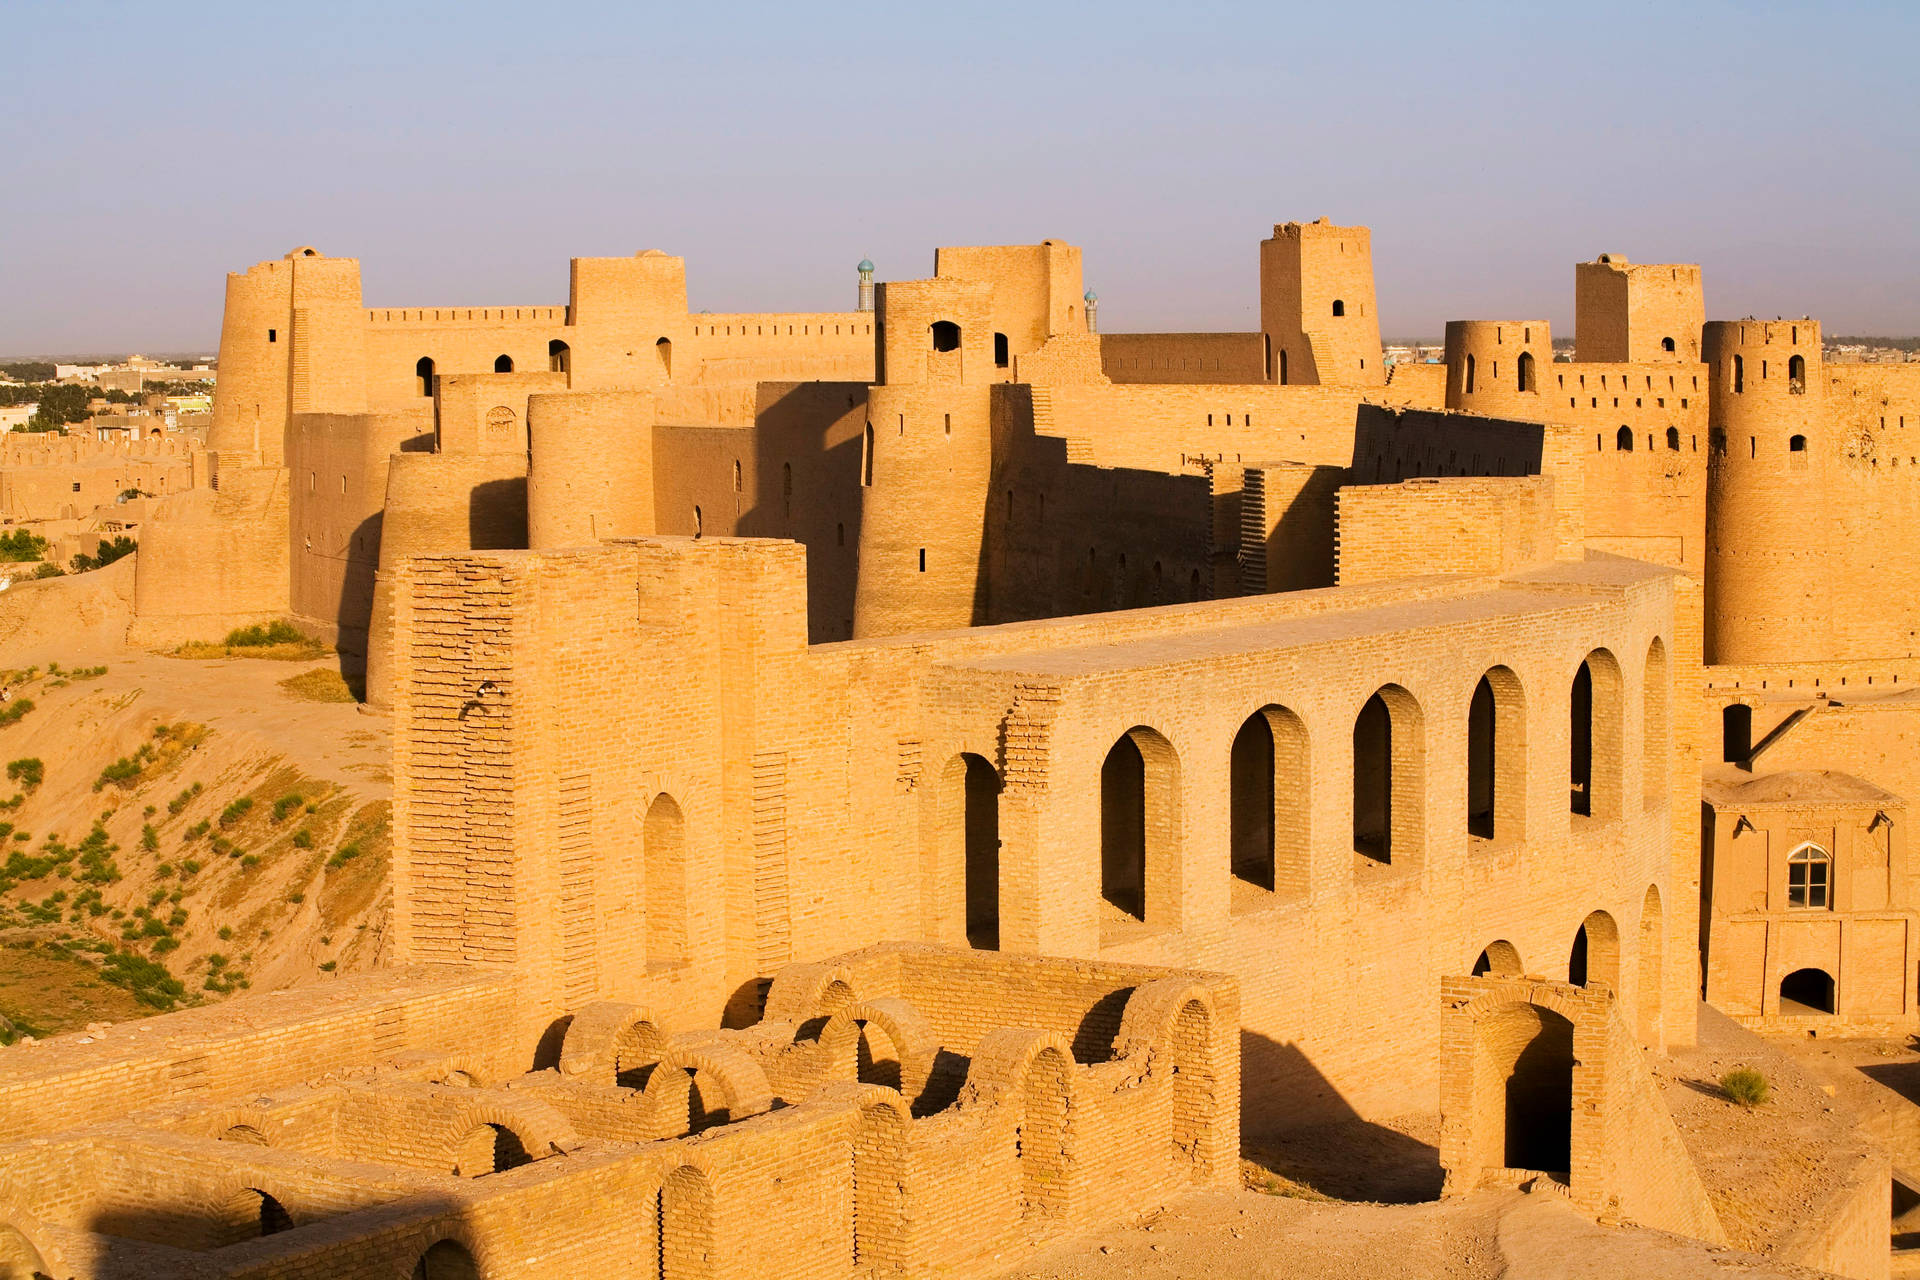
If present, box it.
[1336,476,1559,585]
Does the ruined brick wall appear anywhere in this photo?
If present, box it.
[1439,976,1721,1242]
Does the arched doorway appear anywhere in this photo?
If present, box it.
[412,1241,478,1280]
[1353,685,1423,866]
[1569,910,1620,990]
[1780,967,1836,1015]
[1499,1006,1573,1174]
[1472,940,1523,976]
[548,339,571,374]
[493,354,513,373]
[1100,728,1179,925]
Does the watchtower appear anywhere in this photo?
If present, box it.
[1260,219,1384,387]
[1575,255,1704,363]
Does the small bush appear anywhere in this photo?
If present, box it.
[225,620,308,648]
[292,828,313,849]
[94,755,143,791]
[272,793,303,823]
[32,563,62,580]
[0,698,35,726]
[217,797,253,828]
[327,840,362,870]
[1720,1067,1770,1108]
[140,824,159,852]
[6,758,43,793]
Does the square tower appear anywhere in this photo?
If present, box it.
[1574,255,1704,363]
[1259,219,1384,387]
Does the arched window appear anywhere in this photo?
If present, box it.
[548,339,571,374]
[1332,299,1346,317]
[862,423,874,487]
[1353,686,1422,866]
[1788,354,1806,393]
[1780,966,1835,1014]
[1661,337,1676,353]
[1278,348,1289,385]
[1471,940,1523,976]
[1615,426,1634,451]
[1568,909,1620,989]
[693,505,702,538]
[994,332,1009,368]
[1787,843,1832,910]
[732,459,742,493]
[1464,354,1476,394]
[1732,353,1744,393]
[656,336,672,376]
[1264,333,1273,381]
[493,354,513,373]
[1100,728,1179,926]
[941,754,1000,949]
[1229,706,1310,900]
[1790,434,1807,452]
[645,794,688,966]
[1666,426,1680,450]
[1570,650,1623,819]
[1468,668,1526,843]
[931,321,961,352]
[1516,351,1536,393]
[415,357,435,397]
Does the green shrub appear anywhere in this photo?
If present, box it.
[94,755,143,791]
[217,797,253,827]
[292,828,313,849]
[271,793,303,823]
[1721,1067,1770,1108]
[6,758,43,793]
[0,529,48,563]
[0,698,34,726]
[141,824,159,852]
[32,563,62,579]
[327,840,362,870]
[223,620,308,648]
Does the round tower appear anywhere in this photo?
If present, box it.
[206,256,296,462]
[1443,320,1553,417]
[1083,288,1099,335]
[857,259,875,313]
[1702,318,1827,662]
[852,277,997,638]
[526,390,655,548]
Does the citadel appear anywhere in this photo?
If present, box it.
[2,218,1918,1278]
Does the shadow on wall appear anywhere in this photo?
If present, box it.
[333,510,381,692]
[469,478,529,551]
[1238,1029,1444,1204]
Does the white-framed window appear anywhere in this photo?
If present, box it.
[1787,842,1832,910]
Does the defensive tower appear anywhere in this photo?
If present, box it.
[1260,219,1384,387]
[1576,255,1704,363]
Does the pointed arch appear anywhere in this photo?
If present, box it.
[1100,727,1181,926]
[645,793,688,967]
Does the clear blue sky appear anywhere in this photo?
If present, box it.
[4,0,1916,354]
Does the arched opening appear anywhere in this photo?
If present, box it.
[1643,638,1669,810]
[1353,685,1422,866]
[613,1018,664,1089]
[1790,434,1806,452]
[661,1165,717,1280]
[452,1123,532,1177]
[221,1124,269,1145]
[415,356,435,397]
[1488,1005,1574,1175]
[1661,337,1676,352]
[1100,728,1179,925]
[1517,351,1536,393]
[1666,426,1680,450]
[1332,299,1346,317]
[1569,909,1620,990]
[1722,703,1752,763]
[1788,353,1806,393]
[731,459,742,493]
[1278,348,1289,385]
[1021,1048,1072,1219]
[412,1240,480,1280]
[993,332,1009,368]
[1615,425,1634,451]
[1230,712,1274,891]
[855,1020,904,1091]
[1787,842,1833,910]
[548,339,571,375]
[861,422,875,487]
[931,321,961,352]
[1733,353,1744,393]
[1638,885,1664,1045]
[645,794,688,967]
[1472,940,1523,976]
[656,336,672,376]
[493,354,513,373]
[1465,353,1476,394]
[1569,651,1623,819]
[1467,667,1526,843]
[0,1224,49,1280]
[1780,966,1836,1015]
[253,1191,294,1236]
[1264,333,1273,381]
[938,753,1001,950]
[692,505,702,537]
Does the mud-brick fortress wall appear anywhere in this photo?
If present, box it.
[389,528,1691,1128]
